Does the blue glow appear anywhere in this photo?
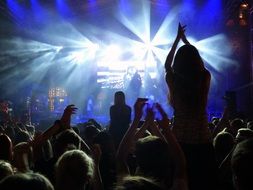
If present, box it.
[56,0,73,18]
[119,0,134,17]
[1,0,239,116]
[179,0,197,24]
[30,0,44,23]
[153,0,170,19]
[194,34,237,72]
[7,0,26,21]
[199,0,222,27]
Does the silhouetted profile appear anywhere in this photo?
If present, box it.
[123,67,142,104]
[109,91,131,148]
[165,23,217,190]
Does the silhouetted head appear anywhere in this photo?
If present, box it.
[231,138,253,190]
[213,131,234,164]
[93,130,116,154]
[54,129,81,158]
[173,44,204,77]
[55,150,94,190]
[247,121,253,130]
[170,45,209,109]
[228,118,245,137]
[12,142,33,172]
[236,128,253,143]
[114,91,126,105]
[0,160,13,181]
[83,125,100,147]
[135,136,172,185]
[115,175,164,190]
[15,130,31,144]
[0,172,54,190]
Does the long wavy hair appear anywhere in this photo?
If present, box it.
[172,45,206,109]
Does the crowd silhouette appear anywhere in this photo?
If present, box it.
[0,23,253,190]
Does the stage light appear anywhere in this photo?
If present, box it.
[70,51,85,64]
[144,41,153,51]
[131,45,147,60]
[240,2,249,9]
[87,43,99,57]
[7,0,26,20]
[102,45,121,61]
[88,43,99,51]
[30,0,44,22]
[239,2,249,26]
[56,0,72,18]
[1,0,237,106]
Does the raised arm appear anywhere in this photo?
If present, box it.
[134,107,154,140]
[116,98,146,176]
[32,105,77,147]
[165,23,186,71]
[155,103,187,184]
[91,144,103,190]
[212,107,230,138]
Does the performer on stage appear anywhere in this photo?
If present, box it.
[123,66,142,105]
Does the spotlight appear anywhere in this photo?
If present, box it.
[239,2,249,26]
[144,41,153,51]
[88,43,99,52]
[71,51,85,64]
[103,45,121,60]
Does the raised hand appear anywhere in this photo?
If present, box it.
[134,98,147,120]
[176,23,185,38]
[179,23,190,44]
[60,104,78,129]
[155,103,170,130]
[165,22,187,69]
[145,106,155,122]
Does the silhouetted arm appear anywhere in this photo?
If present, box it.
[31,105,90,153]
[116,99,146,177]
[32,105,77,147]
[212,107,230,138]
[91,144,103,190]
[165,23,186,71]
[156,103,187,183]
[133,106,154,140]
[181,27,190,45]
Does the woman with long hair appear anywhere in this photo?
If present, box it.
[164,23,217,190]
[165,23,211,144]
[109,91,131,148]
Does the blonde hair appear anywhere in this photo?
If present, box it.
[55,150,94,190]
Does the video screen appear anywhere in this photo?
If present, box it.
[97,60,158,89]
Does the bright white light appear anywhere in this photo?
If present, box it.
[107,45,120,54]
[195,34,237,72]
[102,45,122,61]
[152,6,180,46]
[88,43,99,52]
[1,0,237,94]
[131,45,147,60]
[71,51,85,64]
[86,42,99,59]
[144,41,153,51]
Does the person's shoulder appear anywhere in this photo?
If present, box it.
[126,105,131,110]
[110,105,117,110]
[203,69,211,79]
